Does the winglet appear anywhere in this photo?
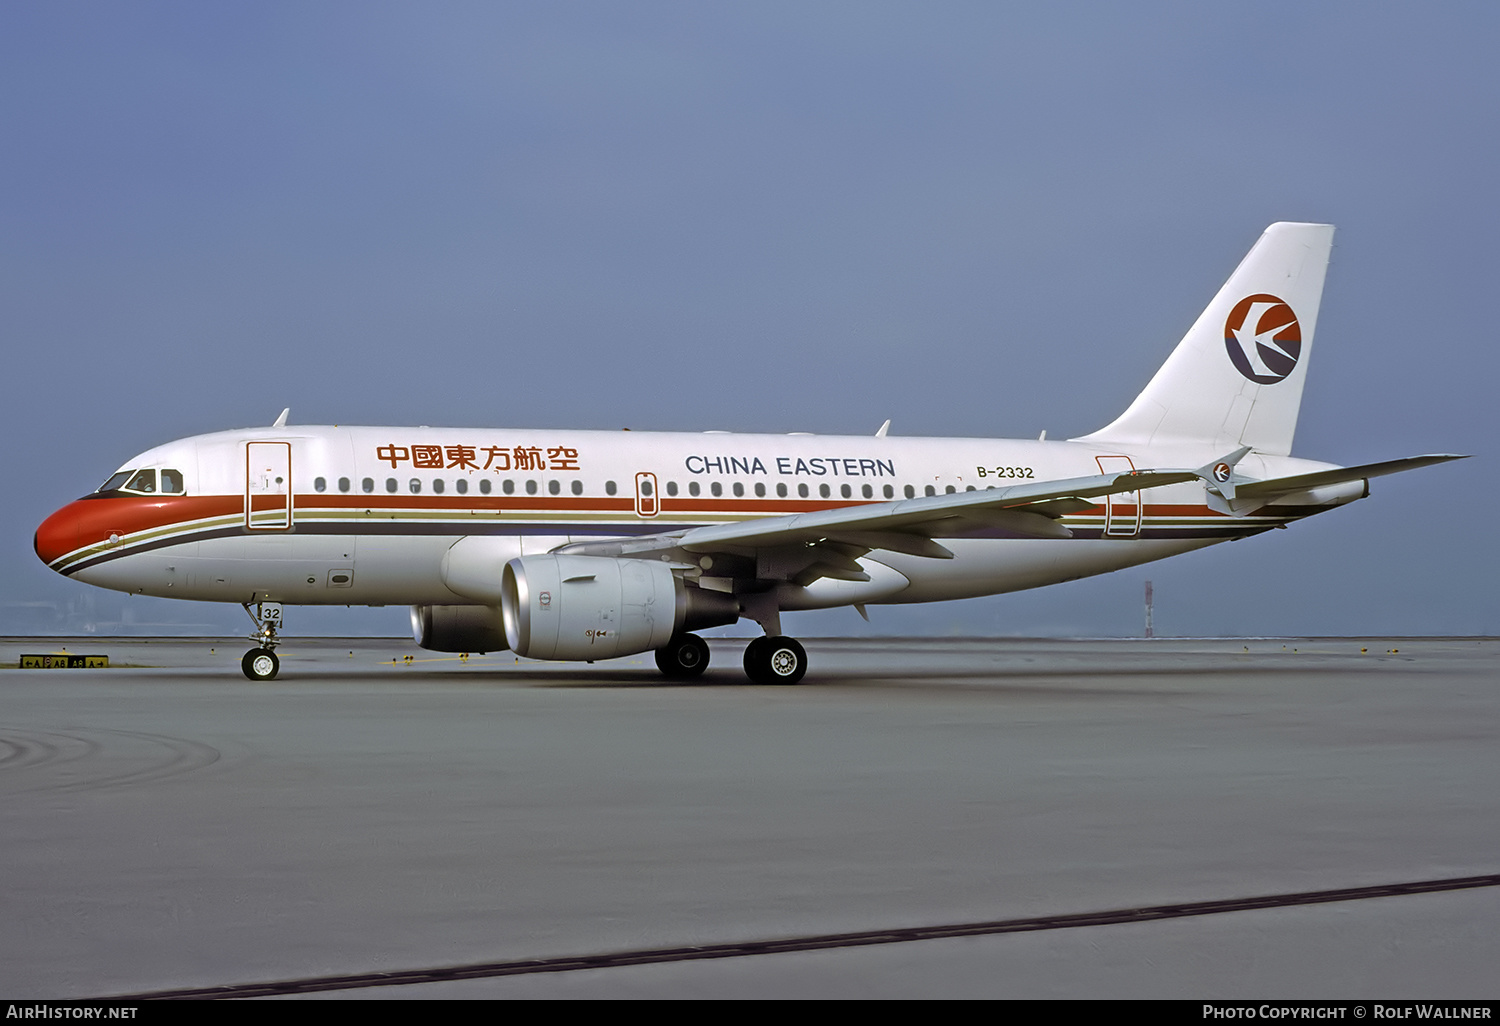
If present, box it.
[272,408,290,428]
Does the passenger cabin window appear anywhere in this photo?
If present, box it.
[314,477,327,493]
[479,479,491,494]
[571,480,583,495]
[362,478,374,493]
[605,480,617,496]
[339,477,351,493]
[456,479,468,494]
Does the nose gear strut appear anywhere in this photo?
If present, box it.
[241,602,283,680]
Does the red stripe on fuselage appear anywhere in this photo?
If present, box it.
[35,490,1248,567]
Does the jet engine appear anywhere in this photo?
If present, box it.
[411,603,510,653]
[501,554,738,661]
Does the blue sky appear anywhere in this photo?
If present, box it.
[3,2,1495,637]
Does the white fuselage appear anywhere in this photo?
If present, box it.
[37,425,1351,614]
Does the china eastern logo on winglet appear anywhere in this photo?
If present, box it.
[1224,294,1301,384]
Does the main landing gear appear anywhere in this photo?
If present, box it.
[651,632,809,684]
[655,633,711,679]
[743,635,807,685]
[241,601,283,681]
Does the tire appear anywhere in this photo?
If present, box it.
[655,634,710,679]
[742,636,770,682]
[242,648,280,681]
[745,635,807,685]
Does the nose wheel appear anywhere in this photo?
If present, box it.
[240,601,284,681]
[242,648,280,681]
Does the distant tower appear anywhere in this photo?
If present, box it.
[1144,580,1154,639]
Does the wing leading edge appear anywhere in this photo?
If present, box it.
[559,469,1199,572]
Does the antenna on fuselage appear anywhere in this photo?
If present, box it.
[875,419,890,438]
[272,408,289,428]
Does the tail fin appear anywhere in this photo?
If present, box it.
[1075,222,1335,456]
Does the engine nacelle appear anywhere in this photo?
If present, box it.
[501,554,738,661]
[411,604,509,653]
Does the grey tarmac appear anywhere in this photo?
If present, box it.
[0,636,1495,999]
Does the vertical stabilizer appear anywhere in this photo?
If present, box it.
[1075,222,1335,456]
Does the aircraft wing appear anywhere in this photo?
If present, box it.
[560,470,1197,574]
[676,470,1193,552]
[1232,454,1469,502]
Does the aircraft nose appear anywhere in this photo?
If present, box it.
[35,501,87,571]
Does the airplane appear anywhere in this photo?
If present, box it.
[34,222,1463,683]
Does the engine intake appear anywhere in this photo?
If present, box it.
[501,555,737,661]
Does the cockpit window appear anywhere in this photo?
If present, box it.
[124,470,157,493]
[100,468,186,495]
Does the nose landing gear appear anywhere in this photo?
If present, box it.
[241,648,280,680]
[241,601,284,681]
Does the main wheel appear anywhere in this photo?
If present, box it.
[655,634,710,679]
[744,636,807,685]
[242,648,280,681]
[742,636,770,681]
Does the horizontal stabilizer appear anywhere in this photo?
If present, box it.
[1236,454,1469,502]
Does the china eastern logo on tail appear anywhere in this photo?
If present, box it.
[1224,294,1301,384]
